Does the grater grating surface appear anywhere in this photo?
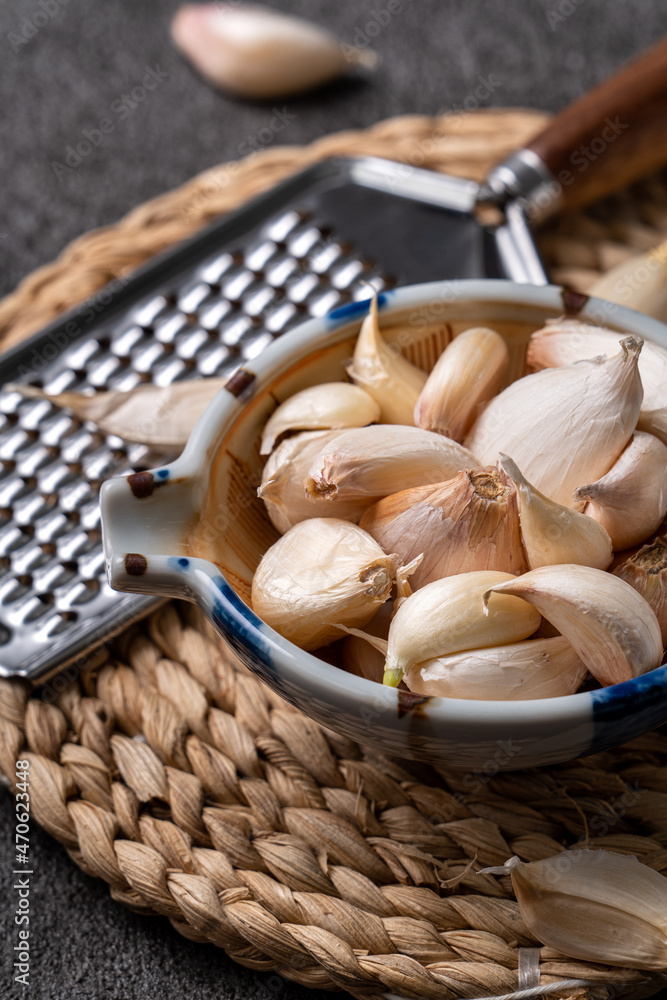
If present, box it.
[0,156,517,681]
[0,183,397,679]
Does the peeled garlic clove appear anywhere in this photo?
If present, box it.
[573,431,667,550]
[465,337,643,508]
[485,564,663,686]
[589,239,667,323]
[527,320,667,445]
[171,3,377,100]
[414,326,509,441]
[614,536,667,644]
[404,636,587,701]
[499,454,612,570]
[505,850,667,970]
[383,570,541,687]
[260,383,380,455]
[8,379,227,450]
[347,297,428,425]
[306,424,478,508]
[251,519,404,650]
[258,430,367,533]
[359,467,526,589]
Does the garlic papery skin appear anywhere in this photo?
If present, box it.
[251,519,402,650]
[499,454,612,571]
[258,430,367,533]
[414,326,509,441]
[485,564,663,687]
[527,320,667,445]
[171,4,378,100]
[383,571,541,686]
[614,536,667,644]
[403,636,587,701]
[347,297,427,425]
[260,383,380,455]
[359,468,526,589]
[573,431,667,550]
[305,425,478,508]
[342,600,392,684]
[464,337,644,508]
[589,239,667,323]
[508,850,667,970]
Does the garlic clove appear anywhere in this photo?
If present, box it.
[260,382,380,455]
[589,239,667,323]
[359,467,526,589]
[258,430,367,533]
[347,296,428,425]
[464,337,643,508]
[499,454,612,570]
[8,379,227,451]
[484,564,663,687]
[251,518,407,650]
[305,424,479,508]
[414,326,509,441]
[171,3,377,100]
[573,431,667,550]
[382,570,542,687]
[505,850,667,970]
[527,319,667,445]
[403,636,587,701]
[614,536,667,645]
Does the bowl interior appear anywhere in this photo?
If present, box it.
[184,292,634,612]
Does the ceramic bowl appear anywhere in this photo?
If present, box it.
[100,279,667,772]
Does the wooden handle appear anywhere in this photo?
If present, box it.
[527,36,667,211]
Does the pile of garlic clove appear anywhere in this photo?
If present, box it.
[251,300,667,700]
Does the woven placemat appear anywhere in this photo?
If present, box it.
[2,110,667,1000]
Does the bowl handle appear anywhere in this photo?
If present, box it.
[100,468,199,599]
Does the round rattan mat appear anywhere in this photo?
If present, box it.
[2,110,667,1000]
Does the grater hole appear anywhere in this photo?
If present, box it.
[62,561,78,574]
[40,542,56,556]
[17,574,32,588]
[37,592,54,606]
[0,624,11,644]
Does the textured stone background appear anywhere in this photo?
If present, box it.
[2,2,667,998]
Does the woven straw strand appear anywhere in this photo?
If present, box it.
[3,602,667,999]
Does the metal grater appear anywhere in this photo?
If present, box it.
[0,156,537,683]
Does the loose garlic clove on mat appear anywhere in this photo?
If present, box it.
[347,296,427,425]
[573,431,667,550]
[499,454,612,570]
[497,850,667,971]
[484,564,663,686]
[589,239,667,323]
[414,326,509,441]
[465,337,644,508]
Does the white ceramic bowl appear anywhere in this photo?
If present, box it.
[100,280,667,771]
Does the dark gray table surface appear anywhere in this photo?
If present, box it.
[2,2,667,998]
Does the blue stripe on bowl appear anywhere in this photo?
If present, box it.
[327,292,390,324]
[590,664,667,754]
